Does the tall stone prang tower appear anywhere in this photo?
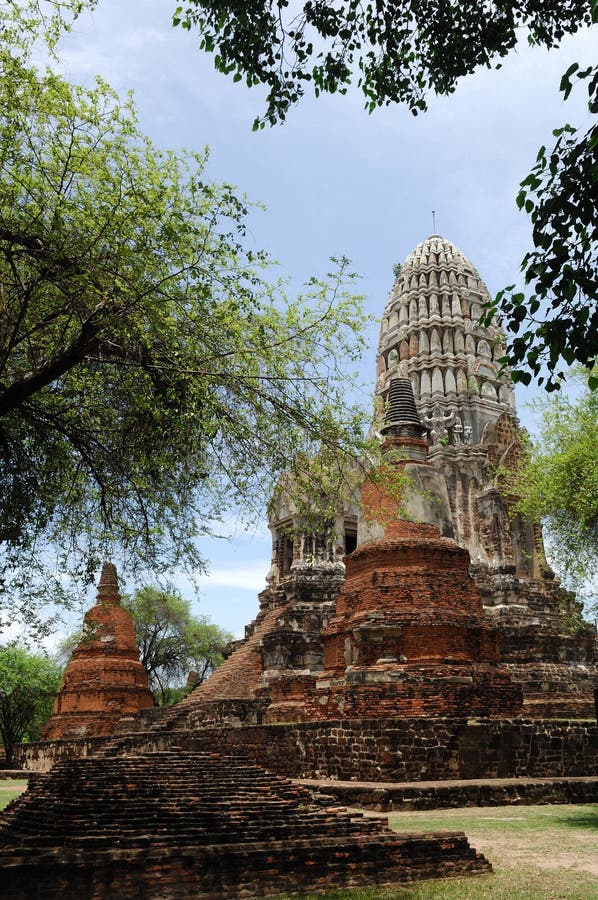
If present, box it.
[158,235,596,728]
[378,235,515,441]
[376,235,596,717]
[376,235,526,569]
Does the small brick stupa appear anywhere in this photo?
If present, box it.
[42,563,154,740]
[288,379,523,721]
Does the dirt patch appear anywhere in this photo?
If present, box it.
[533,853,598,877]
[474,833,598,878]
[388,804,598,889]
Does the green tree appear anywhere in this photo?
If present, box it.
[0,645,62,766]
[0,4,369,630]
[172,1,593,126]
[509,368,597,612]
[173,1,597,386]
[123,587,233,704]
[485,64,597,391]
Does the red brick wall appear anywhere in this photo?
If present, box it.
[16,718,598,782]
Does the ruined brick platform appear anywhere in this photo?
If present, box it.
[240,234,598,726]
[297,775,598,811]
[0,750,491,899]
[266,519,522,722]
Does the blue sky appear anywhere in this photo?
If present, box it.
[42,3,597,639]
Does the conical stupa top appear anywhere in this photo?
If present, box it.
[97,561,121,605]
[376,235,516,445]
[41,561,154,740]
[381,377,424,433]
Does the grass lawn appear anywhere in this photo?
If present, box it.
[275,804,598,900]
[0,779,28,809]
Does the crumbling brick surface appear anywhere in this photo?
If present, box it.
[0,750,491,898]
[150,605,286,732]
[285,518,523,722]
[16,718,597,783]
[189,718,597,782]
[42,564,153,740]
[296,776,598,811]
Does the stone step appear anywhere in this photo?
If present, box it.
[297,775,598,810]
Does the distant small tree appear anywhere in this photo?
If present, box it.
[0,646,62,767]
[125,587,233,704]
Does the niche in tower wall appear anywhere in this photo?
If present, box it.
[303,527,334,563]
[276,529,295,576]
[510,514,534,577]
[476,489,514,566]
[344,528,358,557]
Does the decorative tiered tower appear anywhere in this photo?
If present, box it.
[42,563,154,740]
[295,378,522,721]
[374,236,596,716]
[377,235,524,567]
[138,235,597,727]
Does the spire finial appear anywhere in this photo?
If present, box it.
[432,210,436,234]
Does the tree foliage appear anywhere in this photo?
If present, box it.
[172,0,593,128]
[485,64,598,390]
[508,368,598,609]
[173,0,598,385]
[0,4,370,630]
[0,645,62,766]
[123,587,233,704]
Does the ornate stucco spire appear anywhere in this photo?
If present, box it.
[377,235,516,445]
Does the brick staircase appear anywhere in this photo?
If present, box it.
[0,749,491,898]
[144,605,287,734]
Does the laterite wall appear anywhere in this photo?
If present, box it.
[16,717,597,781]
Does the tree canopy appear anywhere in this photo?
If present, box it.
[123,587,233,704]
[0,645,62,766]
[173,1,597,387]
[0,4,370,630]
[485,63,598,391]
[508,368,597,612]
[172,1,593,127]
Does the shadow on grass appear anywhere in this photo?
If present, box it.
[551,811,598,831]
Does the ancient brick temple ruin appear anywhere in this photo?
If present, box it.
[169,234,597,727]
[263,378,523,723]
[5,235,598,899]
[42,562,154,740]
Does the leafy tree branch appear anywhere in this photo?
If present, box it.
[0,7,371,632]
[500,367,597,613]
[484,63,598,390]
[172,1,593,128]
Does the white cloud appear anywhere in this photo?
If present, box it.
[199,564,269,593]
